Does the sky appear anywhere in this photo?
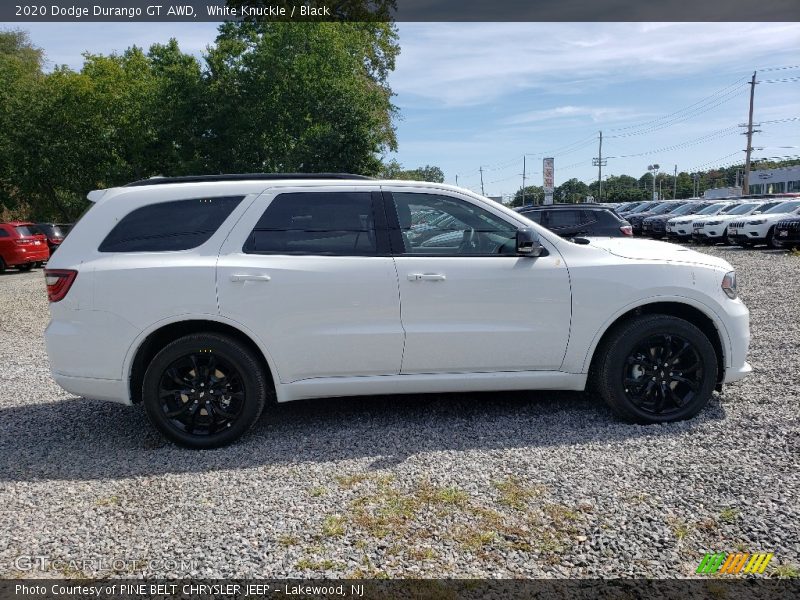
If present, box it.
[9,21,800,198]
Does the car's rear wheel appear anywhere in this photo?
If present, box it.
[17,263,33,272]
[143,333,268,449]
[0,257,6,273]
[594,314,718,424]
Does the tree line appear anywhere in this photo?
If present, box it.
[0,22,441,222]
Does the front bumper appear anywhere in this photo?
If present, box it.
[724,361,753,384]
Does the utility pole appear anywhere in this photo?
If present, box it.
[479,166,485,196]
[455,174,458,186]
[521,156,527,206]
[742,71,757,196]
[673,165,678,199]
[592,131,606,202]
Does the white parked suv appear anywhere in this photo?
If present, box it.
[690,200,784,244]
[44,175,751,448]
[727,199,800,247]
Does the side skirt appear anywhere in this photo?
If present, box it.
[275,371,587,403]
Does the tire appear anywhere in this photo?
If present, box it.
[593,314,718,424]
[766,226,777,249]
[17,263,33,272]
[0,257,6,274]
[143,333,268,449]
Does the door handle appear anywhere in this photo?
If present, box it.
[230,274,271,283]
[407,273,446,282]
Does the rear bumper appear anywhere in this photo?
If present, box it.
[3,246,49,265]
[51,372,130,404]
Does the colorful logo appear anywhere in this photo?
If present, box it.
[696,552,774,575]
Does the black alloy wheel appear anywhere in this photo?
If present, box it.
[622,334,704,418]
[157,352,246,436]
[143,333,268,448]
[594,314,718,424]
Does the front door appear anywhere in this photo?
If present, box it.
[385,188,572,374]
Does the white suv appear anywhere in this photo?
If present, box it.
[727,199,800,247]
[44,175,751,448]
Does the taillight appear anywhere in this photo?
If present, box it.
[44,269,78,302]
[14,238,32,245]
[620,225,633,236]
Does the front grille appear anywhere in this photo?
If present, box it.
[652,221,666,231]
[777,220,800,232]
[693,221,706,229]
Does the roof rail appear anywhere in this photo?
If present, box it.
[123,173,373,187]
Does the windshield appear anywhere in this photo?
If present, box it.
[14,225,34,236]
[669,203,699,216]
[726,203,759,215]
[652,203,684,215]
[696,204,726,215]
[628,201,658,213]
[764,200,800,214]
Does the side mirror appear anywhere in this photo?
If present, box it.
[516,228,547,257]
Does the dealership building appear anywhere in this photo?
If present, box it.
[747,165,800,195]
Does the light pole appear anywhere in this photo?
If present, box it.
[648,164,660,201]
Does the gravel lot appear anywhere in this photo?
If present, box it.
[0,245,798,579]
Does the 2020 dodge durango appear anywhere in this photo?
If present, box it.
[44,176,751,448]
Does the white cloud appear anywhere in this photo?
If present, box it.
[393,23,800,107]
[503,105,648,125]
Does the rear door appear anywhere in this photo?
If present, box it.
[217,186,404,383]
[384,187,572,374]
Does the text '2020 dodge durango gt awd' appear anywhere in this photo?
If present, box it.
[44,175,751,448]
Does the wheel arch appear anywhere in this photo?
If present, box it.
[127,317,277,404]
[585,301,726,385]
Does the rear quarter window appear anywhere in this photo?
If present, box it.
[99,196,245,253]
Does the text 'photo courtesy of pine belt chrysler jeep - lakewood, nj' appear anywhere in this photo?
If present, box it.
[43,174,751,448]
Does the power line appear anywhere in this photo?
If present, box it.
[605,126,740,159]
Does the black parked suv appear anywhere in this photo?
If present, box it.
[627,201,687,235]
[30,223,70,254]
[641,201,709,239]
[773,215,800,248]
[516,204,632,238]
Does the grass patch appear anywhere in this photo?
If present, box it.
[718,508,739,523]
[667,517,691,541]
[322,515,345,537]
[309,486,328,497]
[95,495,120,507]
[493,476,544,510]
[294,557,341,571]
[771,564,799,578]
[277,534,299,547]
[335,473,371,488]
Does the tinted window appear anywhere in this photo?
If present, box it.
[14,226,34,237]
[99,196,244,253]
[244,192,377,255]
[0,228,9,238]
[547,210,582,228]
[392,192,516,255]
[519,210,543,224]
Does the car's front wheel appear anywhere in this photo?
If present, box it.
[143,333,268,448]
[594,314,718,424]
[17,263,33,272]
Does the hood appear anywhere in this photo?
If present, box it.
[588,238,731,269]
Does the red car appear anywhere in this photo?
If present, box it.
[0,221,50,272]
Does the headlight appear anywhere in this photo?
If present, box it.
[706,220,721,226]
[747,219,766,225]
[722,271,737,299]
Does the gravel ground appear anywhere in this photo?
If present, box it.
[0,245,798,579]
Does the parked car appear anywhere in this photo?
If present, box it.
[727,200,800,248]
[30,223,69,255]
[616,201,654,216]
[772,214,800,249]
[0,221,50,272]
[627,201,687,235]
[515,203,632,238]
[666,202,738,241]
[642,201,707,239]
[44,174,751,448]
[691,200,784,244]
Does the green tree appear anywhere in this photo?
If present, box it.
[511,185,544,207]
[204,21,398,174]
[554,178,589,203]
[380,160,444,182]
